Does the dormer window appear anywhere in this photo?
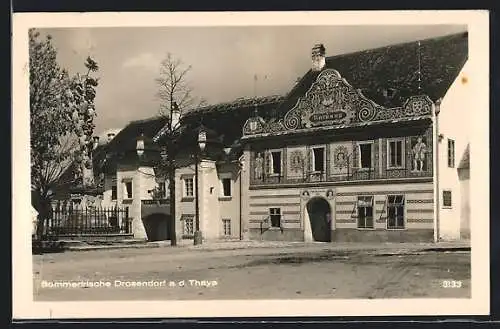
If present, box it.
[383,88,397,99]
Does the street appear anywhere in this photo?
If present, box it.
[32,243,471,300]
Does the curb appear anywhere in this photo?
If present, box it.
[35,241,471,254]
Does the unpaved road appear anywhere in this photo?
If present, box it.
[33,245,471,300]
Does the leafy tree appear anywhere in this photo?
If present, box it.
[29,29,99,239]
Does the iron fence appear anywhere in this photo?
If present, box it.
[40,204,131,237]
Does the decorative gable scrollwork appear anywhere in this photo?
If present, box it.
[242,69,434,138]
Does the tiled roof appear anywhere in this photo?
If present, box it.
[184,95,285,116]
[276,32,468,116]
[105,117,165,155]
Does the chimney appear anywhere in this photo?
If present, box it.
[107,132,115,142]
[171,101,181,129]
[311,44,326,72]
[92,136,99,150]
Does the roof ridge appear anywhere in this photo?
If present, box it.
[325,31,467,62]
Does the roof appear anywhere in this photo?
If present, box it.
[458,144,470,169]
[276,32,468,117]
[105,116,166,155]
[184,95,284,117]
[104,96,284,165]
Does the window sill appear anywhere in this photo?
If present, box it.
[442,206,453,209]
[218,196,232,201]
[387,166,405,170]
[181,197,195,202]
[268,173,281,177]
[386,228,407,231]
[269,226,282,230]
[122,199,133,204]
[182,234,194,239]
[356,227,375,231]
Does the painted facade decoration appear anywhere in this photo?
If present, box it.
[243,69,434,137]
[411,136,428,172]
[242,69,439,243]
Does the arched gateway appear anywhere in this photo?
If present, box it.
[306,197,332,242]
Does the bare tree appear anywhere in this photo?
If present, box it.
[155,53,206,117]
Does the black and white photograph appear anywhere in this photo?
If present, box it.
[12,11,489,318]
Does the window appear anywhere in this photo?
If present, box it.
[268,151,282,175]
[388,139,404,168]
[269,208,281,228]
[184,178,194,197]
[158,182,166,198]
[111,185,117,200]
[357,196,374,229]
[222,219,231,236]
[312,147,325,172]
[124,181,133,199]
[448,139,455,168]
[359,142,372,169]
[221,178,232,197]
[183,216,194,235]
[387,195,405,229]
[443,190,452,208]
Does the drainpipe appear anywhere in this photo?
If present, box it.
[434,98,442,243]
[239,155,244,240]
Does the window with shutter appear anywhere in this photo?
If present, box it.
[357,196,374,229]
[387,194,405,229]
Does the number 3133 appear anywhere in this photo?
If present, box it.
[442,280,463,288]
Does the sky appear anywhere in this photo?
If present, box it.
[40,24,467,137]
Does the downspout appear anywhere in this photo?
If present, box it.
[434,98,442,243]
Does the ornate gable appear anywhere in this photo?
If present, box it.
[243,69,433,138]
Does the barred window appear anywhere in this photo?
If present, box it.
[222,219,231,236]
[443,190,452,208]
[183,216,194,235]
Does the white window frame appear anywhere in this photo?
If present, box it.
[219,173,233,198]
[269,207,282,228]
[357,195,374,230]
[268,149,283,176]
[182,215,194,236]
[387,138,405,169]
[183,176,194,198]
[111,185,117,201]
[442,190,453,209]
[357,141,374,170]
[447,139,455,168]
[311,145,326,173]
[122,179,133,200]
[386,194,406,230]
[222,218,231,236]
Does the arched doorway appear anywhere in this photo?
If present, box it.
[142,213,171,241]
[306,197,332,242]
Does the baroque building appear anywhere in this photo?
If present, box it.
[97,31,470,243]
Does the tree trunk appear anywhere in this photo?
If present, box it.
[33,191,51,241]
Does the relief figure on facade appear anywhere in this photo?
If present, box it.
[412,136,427,172]
[290,150,305,175]
[254,152,264,180]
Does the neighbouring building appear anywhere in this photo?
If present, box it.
[97,31,470,243]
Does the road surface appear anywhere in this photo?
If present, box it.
[32,244,471,301]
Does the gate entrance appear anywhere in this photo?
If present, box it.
[306,197,332,242]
